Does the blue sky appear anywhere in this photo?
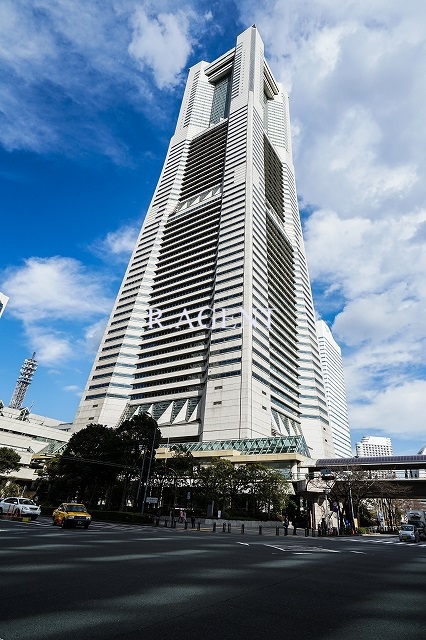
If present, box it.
[1,0,425,456]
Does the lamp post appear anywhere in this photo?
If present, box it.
[304,474,317,537]
[324,488,331,534]
[140,416,159,516]
[135,445,147,507]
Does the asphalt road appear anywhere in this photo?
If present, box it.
[1,516,426,640]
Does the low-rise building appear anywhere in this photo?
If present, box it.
[0,406,71,486]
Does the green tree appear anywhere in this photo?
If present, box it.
[196,459,235,514]
[0,447,21,475]
[236,464,291,518]
[116,413,161,511]
[58,424,124,506]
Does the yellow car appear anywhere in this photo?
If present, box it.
[52,503,91,529]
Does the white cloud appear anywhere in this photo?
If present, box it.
[0,0,199,157]
[347,380,426,439]
[304,208,426,299]
[92,225,140,262]
[1,257,113,322]
[128,8,193,89]
[63,385,82,397]
[0,256,114,365]
[84,318,109,355]
[24,326,73,365]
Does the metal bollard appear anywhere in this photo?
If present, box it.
[293,526,297,535]
[213,522,216,532]
[164,519,168,527]
[227,523,231,533]
[184,520,188,529]
[276,526,280,536]
[305,528,309,537]
[173,519,177,528]
[259,525,262,535]
[284,527,288,536]
[223,523,226,533]
[197,521,200,531]
[312,528,315,537]
[241,524,245,534]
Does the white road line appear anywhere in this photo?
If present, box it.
[264,544,287,551]
[236,542,249,546]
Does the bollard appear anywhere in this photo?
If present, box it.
[293,526,297,535]
[259,525,263,535]
[305,528,309,537]
[184,520,188,529]
[284,526,288,536]
[276,526,280,536]
[312,528,315,537]
[223,523,226,533]
[173,519,177,529]
[155,517,160,526]
[241,524,245,534]
[227,523,231,533]
[197,521,200,531]
[213,522,216,532]
[164,519,168,527]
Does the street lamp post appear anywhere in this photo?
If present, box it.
[140,418,159,516]
[324,488,330,535]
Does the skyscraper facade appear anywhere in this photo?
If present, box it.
[0,291,8,318]
[73,27,334,459]
[316,320,352,457]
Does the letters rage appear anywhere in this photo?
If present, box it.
[147,307,273,331]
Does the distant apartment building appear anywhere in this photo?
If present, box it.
[316,320,352,457]
[356,435,393,457]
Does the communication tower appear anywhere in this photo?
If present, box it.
[9,352,38,410]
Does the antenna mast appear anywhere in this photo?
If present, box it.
[9,352,38,410]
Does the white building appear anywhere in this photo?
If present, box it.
[0,405,71,484]
[73,27,334,459]
[356,435,393,457]
[0,291,9,318]
[316,320,352,457]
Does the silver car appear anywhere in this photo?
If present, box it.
[399,524,419,543]
[0,497,41,520]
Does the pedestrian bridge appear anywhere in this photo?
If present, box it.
[308,455,426,498]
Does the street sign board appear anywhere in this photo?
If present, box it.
[145,497,158,504]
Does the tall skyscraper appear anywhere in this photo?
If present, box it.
[73,27,334,459]
[316,320,352,457]
[0,291,8,318]
[356,436,393,457]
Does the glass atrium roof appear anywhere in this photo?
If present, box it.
[174,436,310,457]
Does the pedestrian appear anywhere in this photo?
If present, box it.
[283,516,289,536]
[191,514,196,529]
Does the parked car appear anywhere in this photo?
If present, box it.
[0,497,41,520]
[52,503,91,529]
[399,524,419,543]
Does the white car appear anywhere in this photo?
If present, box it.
[399,524,419,543]
[0,497,41,520]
